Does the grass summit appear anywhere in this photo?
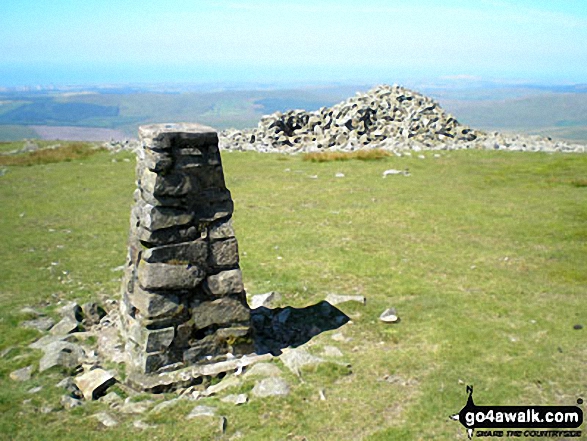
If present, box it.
[0,145,585,439]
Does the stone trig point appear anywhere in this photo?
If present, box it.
[120,123,256,389]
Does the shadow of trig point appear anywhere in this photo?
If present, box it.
[119,123,349,392]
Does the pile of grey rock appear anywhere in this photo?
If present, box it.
[120,123,253,384]
[219,84,585,154]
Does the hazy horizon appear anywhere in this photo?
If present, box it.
[1,0,586,89]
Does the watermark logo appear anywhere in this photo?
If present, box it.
[450,385,583,439]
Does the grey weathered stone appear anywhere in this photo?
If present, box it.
[128,325,175,353]
[249,292,281,309]
[187,405,216,419]
[137,261,205,290]
[127,288,183,319]
[242,362,282,379]
[140,204,193,231]
[203,269,244,296]
[21,316,55,331]
[280,348,325,375]
[192,297,250,330]
[49,315,81,335]
[10,365,33,382]
[100,391,123,408]
[81,302,106,326]
[208,218,235,240]
[29,334,72,350]
[39,341,84,372]
[119,399,154,414]
[75,368,116,400]
[94,412,118,427]
[251,377,290,398]
[209,238,239,268]
[322,346,344,358]
[61,395,83,409]
[142,239,208,265]
[379,308,399,323]
[140,168,192,198]
[221,394,248,405]
[325,293,366,306]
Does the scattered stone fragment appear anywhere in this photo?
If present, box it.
[187,405,217,419]
[21,316,55,331]
[280,348,325,375]
[243,362,282,379]
[331,332,350,342]
[249,291,281,309]
[319,389,326,401]
[20,306,45,317]
[251,377,290,398]
[100,391,123,408]
[81,302,106,326]
[94,412,118,427]
[133,420,156,430]
[335,173,345,178]
[10,365,33,382]
[50,315,81,335]
[61,395,83,409]
[29,334,72,350]
[379,308,400,323]
[321,346,344,358]
[150,398,181,414]
[325,293,366,306]
[74,368,116,400]
[27,386,43,394]
[202,376,240,396]
[39,341,84,372]
[221,394,248,405]
[120,399,153,414]
[382,169,410,177]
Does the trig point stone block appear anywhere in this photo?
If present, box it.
[120,123,253,380]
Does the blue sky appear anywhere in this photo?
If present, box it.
[1,0,586,87]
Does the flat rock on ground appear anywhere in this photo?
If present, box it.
[251,377,290,398]
[75,368,116,400]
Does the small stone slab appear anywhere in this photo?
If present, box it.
[187,405,216,419]
[242,362,282,379]
[280,348,325,375]
[379,308,399,323]
[137,261,205,290]
[61,395,83,409]
[221,394,248,405]
[75,368,116,400]
[325,293,366,306]
[50,315,81,335]
[94,412,118,427]
[249,292,281,309]
[251,377,290,398]
[21,316,55,331]
[39,341,84,372]
[10,365,33,382]
[204,269,244,296]
[321,346,344,358]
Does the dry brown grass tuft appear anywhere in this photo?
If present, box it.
[0,142,104,166]
[302,149,392,162]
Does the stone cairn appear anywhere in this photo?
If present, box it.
[219,84,585,154]
[120,123,253,382]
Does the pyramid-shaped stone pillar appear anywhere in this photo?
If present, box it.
[120,123,253,377]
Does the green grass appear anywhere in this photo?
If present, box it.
[0,149,585,440]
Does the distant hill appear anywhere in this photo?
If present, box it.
[0,84,586,143]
